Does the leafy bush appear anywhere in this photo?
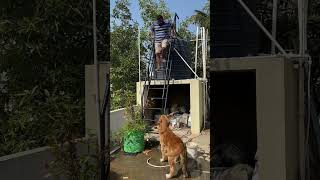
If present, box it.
[47,133,100,180]
[0,86,84,156]
[0,0,108,156]
[116,100,147,143]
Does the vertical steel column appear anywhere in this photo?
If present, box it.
[298,0,308,56]
[298,0,309,179]
[271,0,278,54]
[92,0,100,145]
[195,27,199,78]
[92,0,106,178]
[298,0,303,55]
[202,27,206,79]
[298,59,306,180]
[138,28,141,82]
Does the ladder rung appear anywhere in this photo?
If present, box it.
[147,108,162,110]
[150,97,165,100]
[149,87,166,90]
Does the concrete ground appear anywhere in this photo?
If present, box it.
[110,127,210,180]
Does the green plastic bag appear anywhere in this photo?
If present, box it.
[123,131,145,153]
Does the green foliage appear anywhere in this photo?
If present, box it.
[0,86,84,156]
[138,0,172,28]
[0,0,108,156]
[110,0,140,110]
[111,89,134,110]
[183,0,210,31]
[257,0,320,55]
[307,0,320,56]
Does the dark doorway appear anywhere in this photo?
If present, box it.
[210,70,257,166]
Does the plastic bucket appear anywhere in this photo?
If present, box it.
[186,142,198,159]
[123,131,145,153]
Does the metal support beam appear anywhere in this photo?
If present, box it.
[101,73,110,178]
[201,27,207,80]
[195,27,199,77]
[92,0,100,144]
[305,58,312,180]
[271,0,278,54]
[138,29,141,82]
[202,27,204,76]
[206,28,209,55]
[297,0,309,179]
[237,0,289,57]
[298,0,308,56]
[92,0,106,178]
[298,59,306,180]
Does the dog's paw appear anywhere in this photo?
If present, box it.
[165,174,172,179]
[160,158,165,162]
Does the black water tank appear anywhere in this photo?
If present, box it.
[154,38,192,80]
[211,0,260,58]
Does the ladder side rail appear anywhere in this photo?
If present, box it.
[163,39,174,113]
[142,42,155,118]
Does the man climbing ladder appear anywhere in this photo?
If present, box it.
[149,15,176,71]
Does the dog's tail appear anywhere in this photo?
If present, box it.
[180,143,189,178]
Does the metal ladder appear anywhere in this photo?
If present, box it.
[141,39,174,122]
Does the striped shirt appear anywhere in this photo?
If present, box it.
[150,21,173,43]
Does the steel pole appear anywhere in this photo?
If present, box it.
[298,0,303,55]
[138,28,141,82]
[271,0,278,54]
[202,27,206,79]
[92,0,106,179]
[195,27,199,78]
[92,0,100,144]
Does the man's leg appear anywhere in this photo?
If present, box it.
[156,53,161,71]
[161,47,166,61]
[155,42,161,71]
[161,39,169,62]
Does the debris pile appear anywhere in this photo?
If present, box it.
[212,144,258,180]
[170,112,191,128]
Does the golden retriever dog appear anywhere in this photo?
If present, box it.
[157,115,189,179]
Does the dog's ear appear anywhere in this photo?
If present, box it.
[164,115,173,127]
[158,115,169,132]
[159,115,168,124]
